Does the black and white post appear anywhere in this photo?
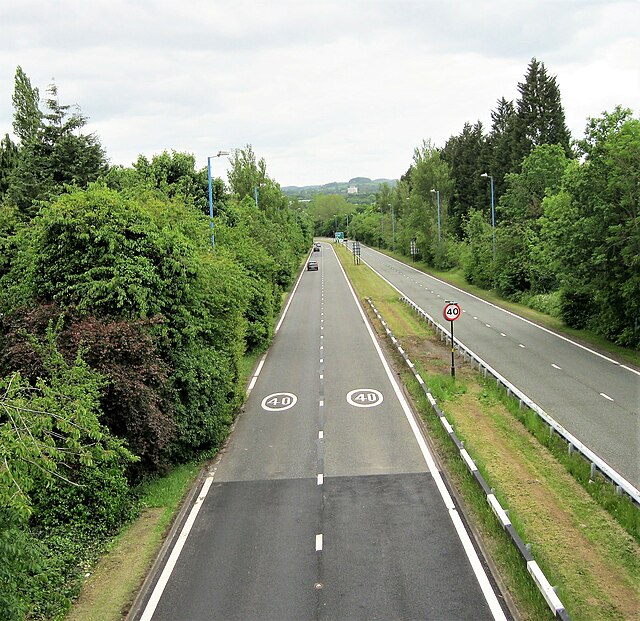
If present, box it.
[443,301,461,379]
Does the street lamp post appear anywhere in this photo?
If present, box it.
[430,189,441,242]
[208,150,230,250]
[480,173,495,259]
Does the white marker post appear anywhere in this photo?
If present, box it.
[443,301,461,379]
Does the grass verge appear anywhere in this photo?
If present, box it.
[337,244,640,621]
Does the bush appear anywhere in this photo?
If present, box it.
[559,285,593,329]
[0,304,175,480]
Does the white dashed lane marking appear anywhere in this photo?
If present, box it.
[552,363,562,370]
[600,392,614,402]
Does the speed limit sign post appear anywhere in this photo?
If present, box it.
[443,302,461,378]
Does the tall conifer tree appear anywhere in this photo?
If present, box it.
[513,58,572,168]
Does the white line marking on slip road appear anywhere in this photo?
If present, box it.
[552,364,562,370]
[318,431,323,439]
[317,474,324,485]
[600,393,614,402]
[316,534,323,551]
[519,344,526,349]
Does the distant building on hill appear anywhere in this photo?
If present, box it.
[347,185,358,195]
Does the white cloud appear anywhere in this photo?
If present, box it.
[0,0,638,186]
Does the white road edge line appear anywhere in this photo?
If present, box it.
[361,246,640,377]
[332,246,507,621]
[139,475,216,621]
[274,261,307,334]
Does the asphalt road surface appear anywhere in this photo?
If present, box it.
[357,244,640,489]
[131,242,510,621]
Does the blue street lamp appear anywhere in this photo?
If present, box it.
[481,172,495,259]
[208,150,230,250]
[430,189,441,242]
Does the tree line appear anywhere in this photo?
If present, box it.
[345,58,639,348]
[0,67,312,619]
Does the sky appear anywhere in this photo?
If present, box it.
[1,0,638,187]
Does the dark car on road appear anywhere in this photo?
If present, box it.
[313,243,321,252]
[307,260,318,271]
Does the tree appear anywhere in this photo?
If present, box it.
[11,66,41,145]
[442,122,489,238]
[512,58,572,166]
[0,134,19,200]
[227,145,266,202]
[540,113,640,345]
[486,97,518,199]
[6,71,107,217]
[0,335,135,619]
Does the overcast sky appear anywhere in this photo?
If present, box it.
[1,0,638,187]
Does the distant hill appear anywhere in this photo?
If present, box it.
[283,177,397,202]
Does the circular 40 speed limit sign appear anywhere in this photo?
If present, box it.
[443,302,461,322]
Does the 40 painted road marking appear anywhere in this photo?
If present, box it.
[261,392,298,412]
[346,388,384,408]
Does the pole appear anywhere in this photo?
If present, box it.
[436,190,441,242]
[450,319,455,379]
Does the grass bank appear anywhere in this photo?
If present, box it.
[336,243,639,621]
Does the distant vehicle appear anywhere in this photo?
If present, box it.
[313,244,321,252]
[307,260,319,271]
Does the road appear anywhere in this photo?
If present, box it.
[357,244,640,488]
[131,242,509,621]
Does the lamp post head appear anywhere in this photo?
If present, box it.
[430,189,436,193]
[217,150,230,157]
[480,172,488,178]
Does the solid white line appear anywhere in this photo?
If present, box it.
[600,392,614,402]
[315,534,323,551]
[274,263,306,334]
[332,246,507,621]
[139,475,215,621]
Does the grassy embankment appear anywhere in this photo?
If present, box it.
[335,243,639,621]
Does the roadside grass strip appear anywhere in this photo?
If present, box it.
[367,297,572,621]
[395,296,639,545]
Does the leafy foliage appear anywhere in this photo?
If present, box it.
[0,333,136,619]
[6,69,107,218]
